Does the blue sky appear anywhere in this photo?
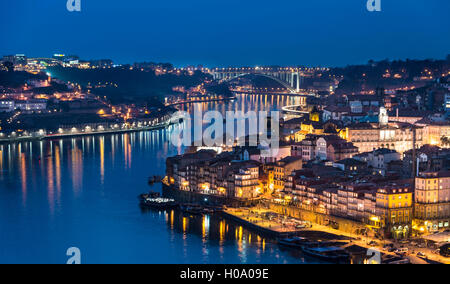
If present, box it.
[0,0,449,67]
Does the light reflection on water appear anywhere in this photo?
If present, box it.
[0,94,313,264]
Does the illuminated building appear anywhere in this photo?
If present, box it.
[342,121,423,154]
[291,134,355,162]
[414,172,450,233]
[340,107,425,153]
[2,54,27,66]
[294,120,325,142]
[166,149,263,199]
[233,166,260,199]
[376,185,413,239]
[272,156,303,193]
[419,120,450,147]
[326,139,359,162]
[14,99,47,112]
[0,100,15,113]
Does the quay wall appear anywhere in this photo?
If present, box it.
[220,210,296,238]
[165,96,235,107]
[263,202,367,236]
[0,117,175,144]
[162,184,258,208]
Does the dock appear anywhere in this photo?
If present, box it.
[221,208,304,238]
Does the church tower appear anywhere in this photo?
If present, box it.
[309,107,320,122]
[379,107,389,126]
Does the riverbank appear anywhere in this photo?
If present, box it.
[230,90,314,97]
[165,95,236,107]
[221,206,446,264]
[162,184,259,208]
[0,115,178,144]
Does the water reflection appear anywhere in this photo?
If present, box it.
[176,93,305,116]
[20,152,27,206]
[0,94,308,264]
[138,208,308,264]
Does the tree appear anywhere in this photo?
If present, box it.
[3,61,14,72]
[441,136,450,147]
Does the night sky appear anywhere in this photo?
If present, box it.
[1,0,449,67]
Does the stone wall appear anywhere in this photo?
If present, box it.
[162,184,258,207]
[263,201,367,236]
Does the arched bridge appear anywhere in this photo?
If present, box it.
[210,67,316,94]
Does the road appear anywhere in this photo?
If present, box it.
[236,206,450,264]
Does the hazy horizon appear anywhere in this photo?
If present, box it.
[1,0,449,67]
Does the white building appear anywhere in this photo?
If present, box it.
[0,100,15,112]
[15,100,47,112]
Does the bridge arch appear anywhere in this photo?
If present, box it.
[214,72,300,93]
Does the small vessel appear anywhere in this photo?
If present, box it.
[302,246,350,263]
[278,237,309,249]
[138,191,161,201]
[140,197,179,210]
[202,208,216,214]
[180,205,205,216]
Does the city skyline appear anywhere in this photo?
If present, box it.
[1,0,450,266]
[1,1,449,67]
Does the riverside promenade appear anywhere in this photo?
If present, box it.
[222,207,305,238]
[0,114,179,144]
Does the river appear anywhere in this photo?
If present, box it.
[0,93,317,264]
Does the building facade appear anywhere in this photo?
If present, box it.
[415,172,450,233]
[376,185,413,239]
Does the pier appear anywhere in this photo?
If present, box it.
[221,207,305,238]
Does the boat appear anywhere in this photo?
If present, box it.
[180,205,205,216]
[138,191,161,201]
[278,237,309,249]
[302,246,350,263]
[140,197,179,210]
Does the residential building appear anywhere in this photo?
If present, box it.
[415,171,450,232]
[272,156,303,193]
[417,119,450,147]
[334,158,367,173]
[15,99,47,112]
[403,145,450,177]
[354,148,401,176]
[327,139,359,162]
[376,184,413,239]
[0,100,15,113]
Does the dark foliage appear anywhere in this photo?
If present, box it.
[46,66,209,105]
[0,71,47,88]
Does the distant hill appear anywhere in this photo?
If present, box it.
[46,66,211,105]
[328,58,450,94]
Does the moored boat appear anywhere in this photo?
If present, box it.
[140,197,179,210]
[138,191,161,201]
[301,246,350,263]
[180,205,205,216]
[278,237,309,249]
